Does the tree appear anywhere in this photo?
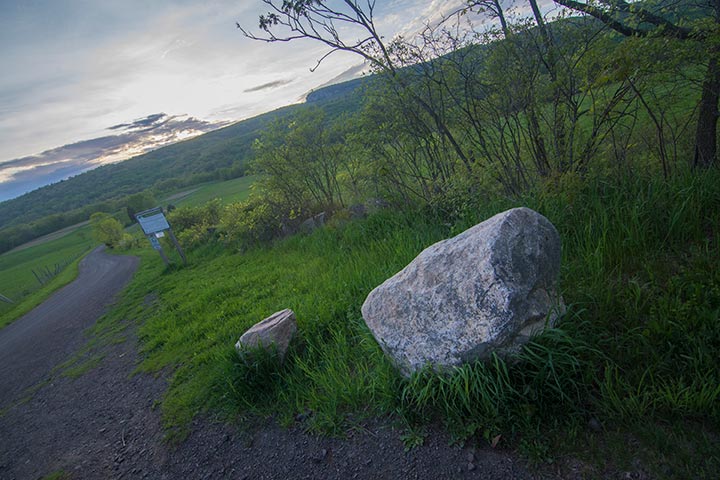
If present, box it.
[239,0,473,170]
[90,212,124,248]
[552,0,719,168]
[252,107,348,210]
[125,191,157,222]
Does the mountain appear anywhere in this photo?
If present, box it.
[0,76,370,232]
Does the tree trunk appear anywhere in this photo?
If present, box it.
[693,46,720,168]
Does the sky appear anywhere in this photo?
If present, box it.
[0,0,512,203]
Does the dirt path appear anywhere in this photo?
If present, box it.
[0,246,138,407]
[0,248,546,480]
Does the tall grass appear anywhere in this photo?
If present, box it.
[100,169,719,449]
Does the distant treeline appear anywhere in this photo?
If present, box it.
[0,169,241,254]
[0,77,368,254]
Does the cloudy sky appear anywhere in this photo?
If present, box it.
[0,0,489,202]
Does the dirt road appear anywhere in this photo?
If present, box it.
[0,248,544,480]
[0,247,138,408]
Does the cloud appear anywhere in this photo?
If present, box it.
[243,78,294,93]
[108,113,169,131]
[0,114,228,202]
[0,0,485,202]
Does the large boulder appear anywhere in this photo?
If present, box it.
[361,207,564,376]
[236,309,297,359]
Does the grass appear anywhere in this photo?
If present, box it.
[60,354,106,379]
[163,175,257,208]
[0,225,95,328]
[95,169,719,471]
[40,470,71,480]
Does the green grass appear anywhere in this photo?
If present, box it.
[0,225,95,327]
[60,354,105,379]
[96,169,719,471]
[40,470,71,480]
[164,175,257,208]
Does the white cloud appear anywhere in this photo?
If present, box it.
[3,0,510,199]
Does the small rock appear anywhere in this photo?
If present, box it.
[300,212,326,234]
[236,309,297,360]
[468,462,476,471]
[588,417,602,432]
[311,448,328,463]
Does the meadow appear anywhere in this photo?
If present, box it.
[97,169,720,477]
[169,176,257,208]
[0,224,94,328]
[0,176,257,329]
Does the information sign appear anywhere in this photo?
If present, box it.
[136,207,169,235]
[135,206,186,265]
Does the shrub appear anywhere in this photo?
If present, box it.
[166,199,222,249]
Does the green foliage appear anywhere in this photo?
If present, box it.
[166,199,222,249]
[0,225,93,326]
[90,168,719,473]
[225,344,288,409]
[89,212,124,248]
[399,329,599,438]
[40,471,71,480]
[252,107,352,211]
[125,191,157,221]
[219,192,288,246]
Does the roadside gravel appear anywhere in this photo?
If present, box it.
[0,248,544,480]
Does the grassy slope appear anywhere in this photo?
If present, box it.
[0,225,95,327]
[170,175,257,208]
[99,170,719,476]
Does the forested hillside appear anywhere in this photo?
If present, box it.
[0,77,368,253]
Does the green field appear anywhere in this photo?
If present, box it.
[0,175,256,329]
[164,175,257,208]
[0,225,95,327]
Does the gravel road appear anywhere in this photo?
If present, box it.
[0,246,139,408]
[0,248,550,480]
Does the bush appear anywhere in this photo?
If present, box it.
[220,192,298,247]
[89,212,124,248]
[166,199,222,249]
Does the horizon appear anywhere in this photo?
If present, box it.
[0,0,471,203]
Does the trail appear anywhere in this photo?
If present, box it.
[0,247,543,480]
[0,246,138,408]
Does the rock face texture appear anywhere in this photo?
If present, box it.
[361,207,564,376]
[236,309,297,359]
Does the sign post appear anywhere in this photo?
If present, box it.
[135,207,186,265]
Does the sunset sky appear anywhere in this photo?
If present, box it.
[0,0,533,202]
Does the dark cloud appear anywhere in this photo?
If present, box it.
[243,78,294,93]
[0,114,227,202]
[107,112,169,131]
